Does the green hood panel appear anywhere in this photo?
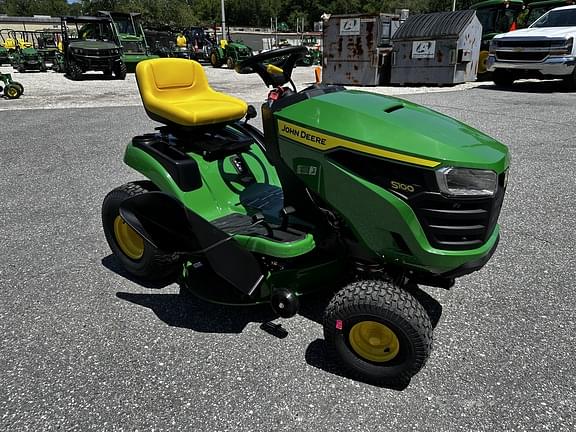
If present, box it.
[275,90,509,173]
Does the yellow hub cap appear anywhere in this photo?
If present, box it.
[6,87,18,97]
[113,215,144,260]
[349,321,400,363]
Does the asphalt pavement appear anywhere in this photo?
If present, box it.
[1,78,575,431]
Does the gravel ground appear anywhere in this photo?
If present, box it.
[0,63,484,111]
[0,66,575,431]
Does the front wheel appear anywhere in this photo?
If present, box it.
[102,181,180,282]
[210,52,222,68]
[4,83,22,99]
[323,279,433,386]
[493,69,515,87]
[114,61,127,80]
[562,68,576,91]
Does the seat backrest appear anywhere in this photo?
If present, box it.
[136,58,210,103]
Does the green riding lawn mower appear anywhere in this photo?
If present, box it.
[59,15,126,80]
[102,47,509,386]
[8,30,48,73]
[0,72,24,99]
[209,39,253,69]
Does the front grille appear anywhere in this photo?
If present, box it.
[496,40,551,48]
[122,41,143,53]
[496,51,548,62]
[328,150,505,251]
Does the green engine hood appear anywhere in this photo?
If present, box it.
[275,90,509,173]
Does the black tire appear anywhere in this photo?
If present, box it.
[11,81,24,95]
[67,62,83,80]
[103,68,113,77]
[323,279,433,386]
[114,61,127,80]
[17,66,25,73]
[226,56,235,69]
[102,181,180,282]
[562,68,576,91]
[4,83,22,99]
[493,69,515,87]
[210,52,222,68]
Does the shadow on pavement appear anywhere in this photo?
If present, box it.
[477,79,571,94]
[101,254,174,289]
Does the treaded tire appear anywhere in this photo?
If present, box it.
[4,83,22,99]
[67,62,83,80]
[323,279,433,386]
[114,61,127,80]
[210,52,222,68]
[493,69,515,87]
[102,181,180,282]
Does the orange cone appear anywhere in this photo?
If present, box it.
[314,66,321,83]
[509,21,517,31]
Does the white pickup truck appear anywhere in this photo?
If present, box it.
[487,5,576,88]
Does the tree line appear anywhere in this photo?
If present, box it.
[0,0,481,30]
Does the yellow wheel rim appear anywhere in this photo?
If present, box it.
[478,50,489,75]
[6,86,18,98]
[113,215,144,260]
[349,321,400,363]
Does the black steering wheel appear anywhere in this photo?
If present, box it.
[236,45,307,88]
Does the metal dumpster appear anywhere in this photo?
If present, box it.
[322,13,404,86]
[390,10,481,85]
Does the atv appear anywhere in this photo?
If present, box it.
[60,15,126,80]
[102,47,509,386]
[0,72,24,99]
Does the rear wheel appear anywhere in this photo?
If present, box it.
[323,279,433,386]
[493,69,515,87]
[4,83,22,99]
[102,181,180,282]
[226,56,235,69]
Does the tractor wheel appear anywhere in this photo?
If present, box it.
[102,181,180,282]
[226,56,235,69]
[39,62,47,72]
[493,69,515,87]
[114,62,127,80]
[17,66,25,73]
[103,68,113,77]
[11,81,24,95]
[323,279,433,386]
[67,62,83,81]
[4,83,22,99]
[210,52,222,68]
[477,50,489,76]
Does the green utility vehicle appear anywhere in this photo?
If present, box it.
[102,47,509,386]
[0,29,14,65]
[0,72,23,99]
[9,30,48,72]
[60,15,126,80]
[98,11,158,71]
[35,30,61,64]
[209,39,253,69]
[471,0,526,75]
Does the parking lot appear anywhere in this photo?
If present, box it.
[1,65,575,431]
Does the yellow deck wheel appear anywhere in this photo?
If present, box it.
[113,215,144,260]
[349,321,400,363]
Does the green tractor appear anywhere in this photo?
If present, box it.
[9,30,48,73]
[34,30,61,65]
[102,47,509,386]
[98,11,158,72]
[471,0,526,76]
[60,15,126,80]
[0,29,14,65]
[0,72,24,99]
[209,39,253,69]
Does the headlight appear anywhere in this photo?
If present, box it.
[72,48,84,55]
[550,37,573,55]
[435,167,498,197]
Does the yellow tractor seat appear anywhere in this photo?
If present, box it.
[135,58,248,128]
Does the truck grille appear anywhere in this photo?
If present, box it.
[496,51,548,62]
[122,41,143,53]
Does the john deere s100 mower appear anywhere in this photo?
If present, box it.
[102,47,509,386]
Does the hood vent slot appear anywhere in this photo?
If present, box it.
[384,104,404,114]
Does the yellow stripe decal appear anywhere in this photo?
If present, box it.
[277,120,440,168]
